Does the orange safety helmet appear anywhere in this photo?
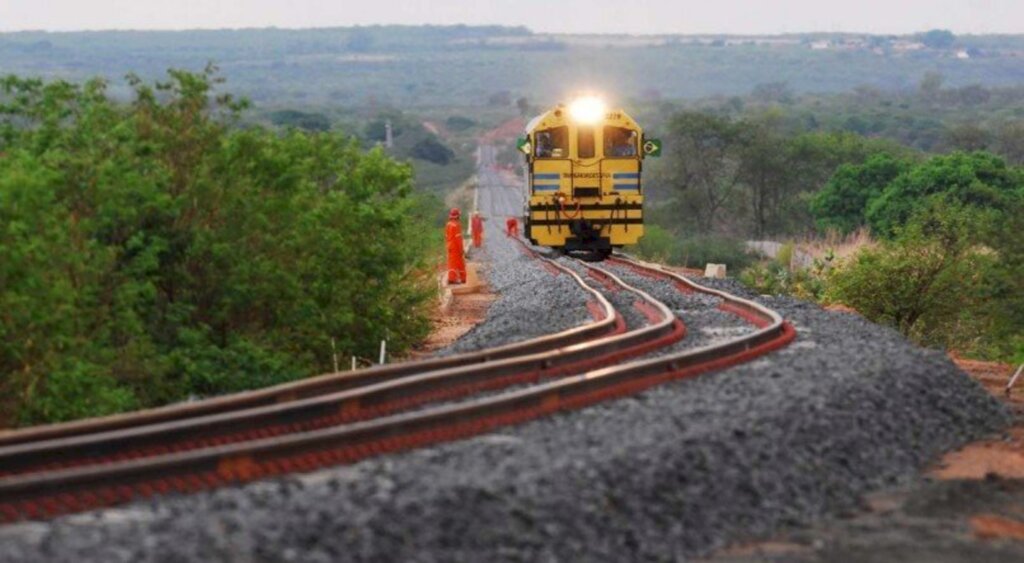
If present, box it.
[449,208,461,219]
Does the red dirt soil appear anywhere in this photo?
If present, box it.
[414,263,495,355]
[930,356,1024,481]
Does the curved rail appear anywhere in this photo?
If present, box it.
[0,251,792,522]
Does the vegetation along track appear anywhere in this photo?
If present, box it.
[0,247,793,523]
[0,242,679,481]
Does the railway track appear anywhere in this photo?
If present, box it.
[0,245,616,451]
[0,244,679,474]
[0,241,687,520]
[0,154,795,525]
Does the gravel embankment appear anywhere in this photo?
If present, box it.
[0,275,1007,562]
[556,259,652,332]
[604,262,756,351]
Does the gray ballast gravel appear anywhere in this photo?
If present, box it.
[434,219,591,358]
[603,262,756,351]
[1,281,1008,562]
[555,258,652,332]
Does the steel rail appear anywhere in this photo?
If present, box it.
[0,252,793,522]
[0,260,682,479]
[0,239,618,449]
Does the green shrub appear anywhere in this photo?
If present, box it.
[775,242,795,270]
[739,257,829,301]
[810,153,910,234]
[18,362,139,425]
[172,332,308,396]
[633,228,754,272]
[633,224,676,263]
[826,201,1001,352]
[673,236,756,271]
[866,152,1022,238]
[0,70,436,425]
[268,109,331,132]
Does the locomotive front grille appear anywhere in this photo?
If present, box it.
[573,187,600,198]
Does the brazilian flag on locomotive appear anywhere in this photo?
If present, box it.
[518,97,660,259]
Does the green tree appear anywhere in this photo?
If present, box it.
[995,121,1024,165]
[943,122,991,152]
[866,151,1023,237]
[919,71,945,101]
[738,116,789,237]
[657,111,743,233]
[0,69,436,425]
[751,82,793,104]
[268,109,331,132]
[827,201,1000,348]
[918,29,956,49]
[811,153,911,234]
[410,135,455,165]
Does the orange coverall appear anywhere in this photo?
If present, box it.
[471,213,484,248]
[505,217,519,237]
[446,218,467,284]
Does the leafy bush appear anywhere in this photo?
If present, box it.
[673,236,756,271]
[633,226,754,271]
[17,362,139,425]
[826,201,1003,352]
[810,153,911,234]
[775,242,795,270]
[739,254,831,301]
[918,29,956,49]
[0,69,436,426]
[633,224,676,263]
[268,109,331,132]
[865,151,1022,237]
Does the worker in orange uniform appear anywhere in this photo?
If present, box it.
[446,208,467,284]
[505,216,519,237]
[470,211,484,248]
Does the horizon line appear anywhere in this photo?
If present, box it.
[0,24,1019,37]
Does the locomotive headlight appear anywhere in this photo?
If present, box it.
[568,96,607,124]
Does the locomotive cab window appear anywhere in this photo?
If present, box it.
[577,127,596,159]
[534,127,568,158]
[604,126,637,157]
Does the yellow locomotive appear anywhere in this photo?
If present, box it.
[518,97,660,259]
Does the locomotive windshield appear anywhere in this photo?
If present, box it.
[534,127,568,158]
[604,126,638,157]
[578,127,596,158]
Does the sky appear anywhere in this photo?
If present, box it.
[1,0,1022,35]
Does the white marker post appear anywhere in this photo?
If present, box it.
[1007,363,1024,396]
